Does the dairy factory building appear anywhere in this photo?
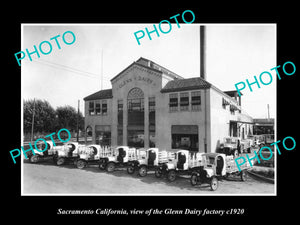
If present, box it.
[83,57,253,153]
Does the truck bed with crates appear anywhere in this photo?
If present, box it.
[225,155,251,174]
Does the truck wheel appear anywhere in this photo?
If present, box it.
[167,170,176,182]
[240,170,247,181]
[76,159,86,169]
[210,176,218,191]
[30,155,39,163]
[106,162,115,172]
[138,166,147,177]
[127,165,135,174]
[56,157,65,166]
[99,163,106,170]
[155,168,162,178]
[190,174,198,186]
[233,150,239,158]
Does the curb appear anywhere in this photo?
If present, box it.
[247,170,274,184]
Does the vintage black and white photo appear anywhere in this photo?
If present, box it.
[21,23,276,195]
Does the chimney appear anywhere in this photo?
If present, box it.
[200,25,206,80]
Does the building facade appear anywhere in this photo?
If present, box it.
[84,57,253,153]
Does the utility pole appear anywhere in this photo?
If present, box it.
[101,49,103,90]
[30,98,36,143]
[77,99,80,142]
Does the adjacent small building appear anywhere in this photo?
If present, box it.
[253,118,274,135]
[83,57,253,153]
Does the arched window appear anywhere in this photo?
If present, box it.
[127,87,144,99]
[127,88,144,112]
[86,126,93,136]
[127,87,144,147]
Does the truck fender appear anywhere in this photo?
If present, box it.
[191,171,200,177]
[205,168,214,178]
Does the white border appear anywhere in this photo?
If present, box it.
[20,23,277,196]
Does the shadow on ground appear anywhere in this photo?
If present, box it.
[23,157,272,193]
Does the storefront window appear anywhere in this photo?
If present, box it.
[95,125,111,146]
[171,125,198,151]
[128,129,144,148]
[96,132,111,146]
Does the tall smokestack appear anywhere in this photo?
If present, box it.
[200,25,206,80]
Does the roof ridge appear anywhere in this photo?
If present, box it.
[83,88,113,101]
[136,57,184,79]
[161,77,212,93]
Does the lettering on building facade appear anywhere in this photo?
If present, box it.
[118,75,156,89]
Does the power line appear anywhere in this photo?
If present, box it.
[39,58,99,77]
[24,58,112,80]
[27,59,98,79]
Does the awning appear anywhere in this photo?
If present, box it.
[230,120,254,125]
[95,125,111,132]
[171,125,198,134]
[254,124,274,126]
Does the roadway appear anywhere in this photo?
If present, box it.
[22,161,275,195]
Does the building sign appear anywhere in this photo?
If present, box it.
[118,75,156,89]
[171,125,198,134]
[95,125,111,132]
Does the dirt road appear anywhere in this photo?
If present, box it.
[22,162,275,195]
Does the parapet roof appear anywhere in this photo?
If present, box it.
[161,77,212,93]
[84,58,239,104]
[110,57,183,82]
[83,89,113,101]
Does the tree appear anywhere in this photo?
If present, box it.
[23,99,56,133]
[24,99,84,137]
[55,105,84,132]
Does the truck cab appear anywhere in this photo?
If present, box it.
[219,137,241,157]
[158,149,190,182]
[190,153,227,191]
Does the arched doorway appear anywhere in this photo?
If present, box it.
[85,126,93,144]
[127,87,144,148]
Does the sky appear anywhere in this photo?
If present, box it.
[21,23,276,118]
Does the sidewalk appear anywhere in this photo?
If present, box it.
[22,137,92,146]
